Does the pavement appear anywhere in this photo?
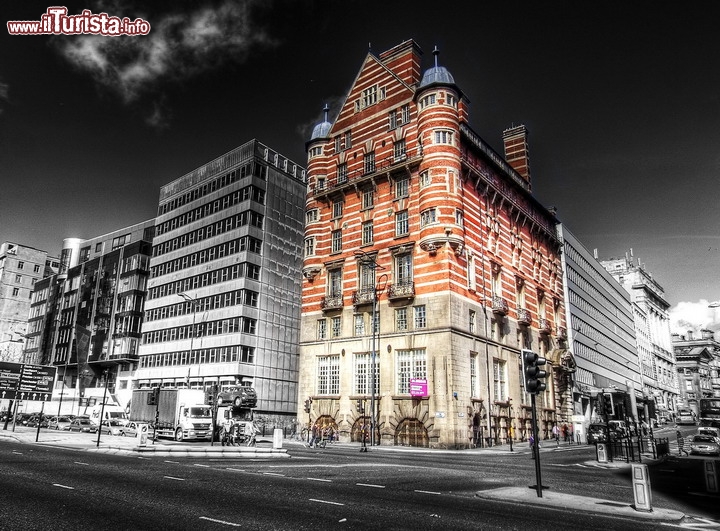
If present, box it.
[0,426,697,524]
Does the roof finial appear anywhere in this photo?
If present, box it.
[433,45,440,67]
[323,103,329,122]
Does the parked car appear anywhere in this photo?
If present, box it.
[689,434,720,456]
[26,414,49,428]
[217,386,257,408]
[677,410,696,425]
[68,418,98,433]
[48,416,74,431]
[587,421,627,443]
[15,413,34,426]
[697,427,720,443]
[100,419,126,436]
[122,422,141,438]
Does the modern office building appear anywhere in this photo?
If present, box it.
[601,252,679,422]
[0,242,57,364]
[557,228,643,437]
[299,40,568,448]
[135,140,306,426]
[24,221,155,414]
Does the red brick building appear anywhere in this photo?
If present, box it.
[299,40,567,448]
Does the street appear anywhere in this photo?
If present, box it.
[1,427,718,530]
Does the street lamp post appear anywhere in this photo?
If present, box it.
[354,251,386,448]
[96,368,109,448]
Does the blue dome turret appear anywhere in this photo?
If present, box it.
[419,46,455,88]
[310,104,332,140]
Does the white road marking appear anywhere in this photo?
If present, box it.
[415,490,441,495]
[53,484,74,490]
[194,464,210,468]
[307,477,332,482]
[310,498,344,506]
[163,476,185,481]
[263,472,285,477]
[164,460,180,464]
[356,483,385,489]
[73,462,89,466]
[199,516,241,527]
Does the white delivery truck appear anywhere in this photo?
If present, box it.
[89,403,128,427]
[129,388,213,441]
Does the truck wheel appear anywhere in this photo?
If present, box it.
[175,428,184,441]
[233,397,242,407]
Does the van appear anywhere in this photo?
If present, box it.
[677,410,696,425]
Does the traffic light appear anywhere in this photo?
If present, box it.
[522,349,547,394]
[147,387,160,406]
[595,393,605,416]
[603,393,614,417]
[304,398,312,413]
[357,400,364,413]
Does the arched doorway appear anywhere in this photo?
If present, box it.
[351,416,374,443]
[394,418,429,447]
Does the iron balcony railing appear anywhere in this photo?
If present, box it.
[387,281,415,300]
[321,294,344,311]
[517,307,532,326]
[352,287,376,306]
[492,296,508,315]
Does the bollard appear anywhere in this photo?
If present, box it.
[136,423,148,447]
[631,464,653,512]
[273,428,283,449]
[703,460,719,494]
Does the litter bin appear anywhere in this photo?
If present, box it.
[655,438,669,457]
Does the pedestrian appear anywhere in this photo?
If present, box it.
[529,433,535,459]
[552,424,560,446]
[310,424,318,448]
[676,430,688,456]
[567,423,574,444]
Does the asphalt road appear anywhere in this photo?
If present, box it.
[1,431,718,530]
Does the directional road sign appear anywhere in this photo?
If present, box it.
[0,362,56,402]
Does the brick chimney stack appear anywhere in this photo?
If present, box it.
[502,125,531,187]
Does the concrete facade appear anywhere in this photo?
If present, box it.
[299,41,567,448]
[135,140,306,426]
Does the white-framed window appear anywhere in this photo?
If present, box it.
[414,305,427,329]
[420,208,437,227]
[446,93,457,107]
[304,237,315,257]
[362,221,374,245]
[493,359,507,401]
[344,131,352,149]
[419,170,430,188]
[317,319,327,340]
[395,210,409,236]
[469,310,476,333]
[401,104,410,124]
[470,352,480,398]
[467,252,476,291]
[362,188,374,210]
[309,146,322,158]
[364,152,376,174]
[334,136,341,153]
[363,85,378,107]
[332,200,343,219]
[331,230,342,253]
[394,139,406,161]
[354,314,365,336]
[434,130,453,144]
[316,176,325,190]
[359,261,375,294]
[455,209,464,227]
[337,163,348,183]
[306,208,319,224]
[419,93,436,109]
[396,307,408,331]
[331,316,342,338]
[395,176,409,198]
[396,349,427,394]
[354,353,379,395]
[388,110,398,130]
[327,268,342,297]
[395,253,412,285]
[317,355,340,395]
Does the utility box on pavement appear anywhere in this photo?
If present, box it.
[631,464,653,512]
[596,443,608,463]
[273,428,283,449]
[136,423,149,447]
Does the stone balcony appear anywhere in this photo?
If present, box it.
[492,296,508,316]
[517,308,532,326]
[352,288,376,306]
[387,281,415,301]
[321,294,343,311]
[538,318,553,335]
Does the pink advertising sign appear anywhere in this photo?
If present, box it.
[409,378,428,397]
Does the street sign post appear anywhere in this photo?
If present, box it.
[0,361,57,401]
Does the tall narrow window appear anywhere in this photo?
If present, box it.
[467,252,476,291]
[327,268,342,298]
[331,316,342,338]
[331,230,342,253]
[337,163,348,184]
[354,314,365,336]
[317,319,327,340]
[395,176,409,198]
[470,352,479,397]
[394,139,406,161]
[332,200,343,219]
[395,307,408,331]
[304,237,315,257]
[364,152,376,174]
[395,210,409,236]
[362,188,374,210]
[361,221,374,245]
[396,253,412,286]
[493,359,507,402]
[414,305,427,329]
